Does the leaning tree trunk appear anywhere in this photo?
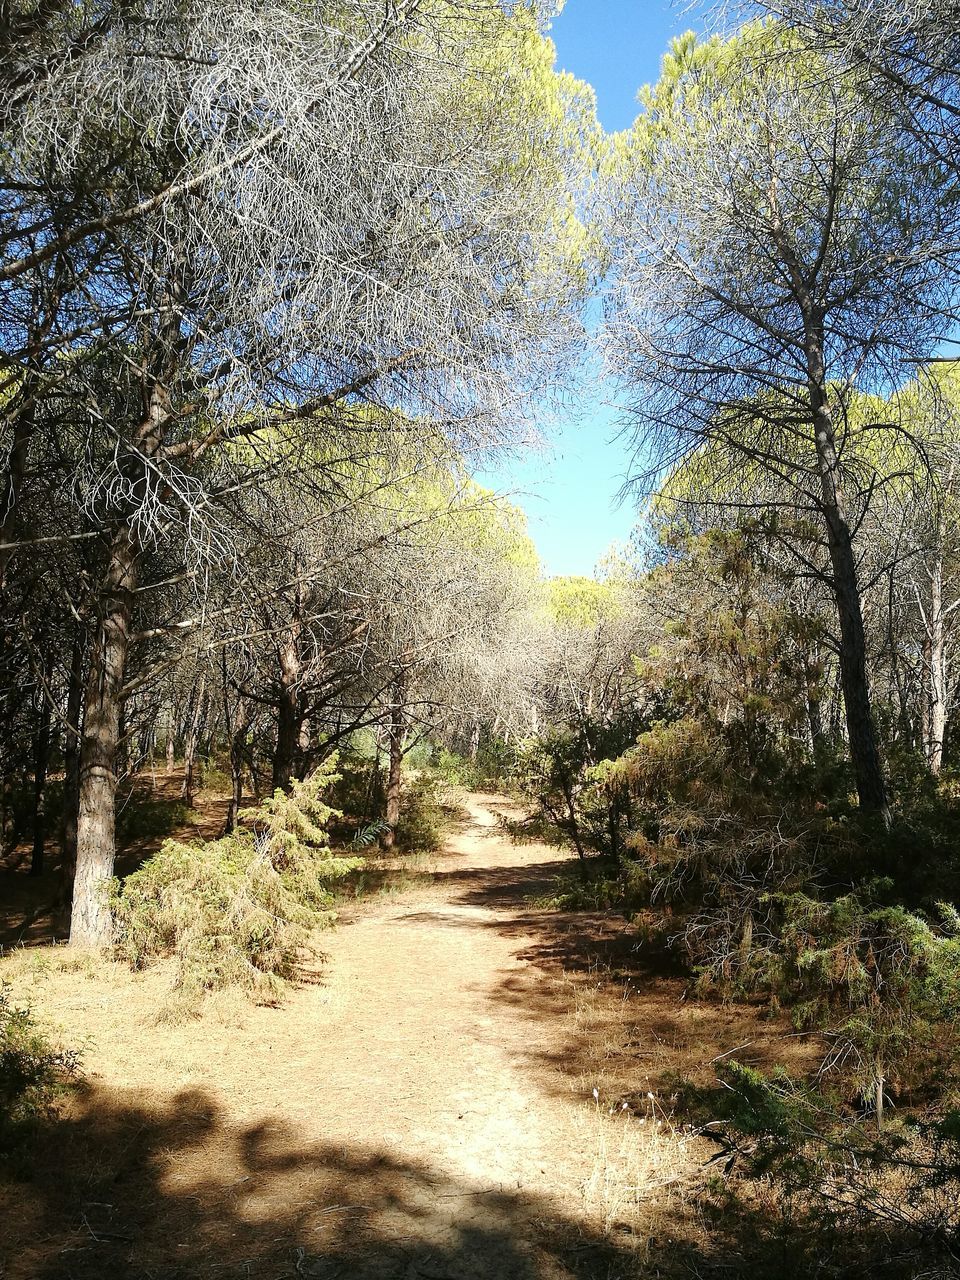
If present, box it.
[805,324,889,821]
[70,525,137,946]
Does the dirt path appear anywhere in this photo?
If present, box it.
[0,793,707,1280]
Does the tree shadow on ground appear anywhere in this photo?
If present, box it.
[419,853,819,1098]
[0,1083,948,1280]
[0,1082,664,1280]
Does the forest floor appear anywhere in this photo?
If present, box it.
[0,792,819,1280]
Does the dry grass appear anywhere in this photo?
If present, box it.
[576,1090,693,1235]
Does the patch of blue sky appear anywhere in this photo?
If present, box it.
[476,1,713,579]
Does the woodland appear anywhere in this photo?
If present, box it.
[3,2,960,1278]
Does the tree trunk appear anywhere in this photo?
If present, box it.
[805,328,889,820]
[381,673,407,851]
[181,674,207,805]
[70,525,137,947]
[926,553,947,776]
[0,371,37,590]
[225,721,248,833]
[272,635,302,793]
[59,631,84,915]
[821,480,889,817]
[29,655,53,877]
[805,645,824,757]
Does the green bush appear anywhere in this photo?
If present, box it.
[394,774,446,853]
[326,751,384,827]
[768,888,960,1109]
[111,758,361,1005]
[0,984,79,1144]
[695,1061,960,1251]
[434,740,521,790]
[530,861,651,911]
[115,794,191,844]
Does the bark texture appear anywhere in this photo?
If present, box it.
[70,526,137,946]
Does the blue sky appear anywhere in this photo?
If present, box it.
[478,1,712,579]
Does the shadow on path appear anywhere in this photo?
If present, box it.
[0,1083,685,1280]
[0,1080,934,1280]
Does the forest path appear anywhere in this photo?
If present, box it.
[1,793,692,1280]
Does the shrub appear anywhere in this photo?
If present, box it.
[394,775,446,853]
[768,889,960,1112]
[0,985,79,1145]
[529,857,654,912]
[434,740,521,790]
[326,750,384,828]
[115,794,191,844]
[111,757,361,1005]
[698,1061,960,1251]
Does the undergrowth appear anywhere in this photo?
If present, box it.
[394,774,447,853]
[674,1059,960,1272]
[0,984,79,1148]
[111,756,361,1009]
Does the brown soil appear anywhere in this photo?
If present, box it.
[0,792,819,1279]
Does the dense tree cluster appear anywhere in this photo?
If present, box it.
[0,0,595,943]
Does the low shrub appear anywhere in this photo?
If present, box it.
[394,774,446,853]
[0,984,79,1145]
[694,1060,960,1255]
[111,757,361,1005]
[531,861,651,912]
[326,751,385,829]
[768,888,960,1112]
[115,794,191,844]
[434,740,521,791]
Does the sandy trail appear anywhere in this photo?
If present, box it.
[1,793,678,1280]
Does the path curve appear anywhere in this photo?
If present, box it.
[1,792,681,1280]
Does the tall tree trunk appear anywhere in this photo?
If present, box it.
[69,266,180,944]
[805,326,889,820]
[70,525,137,946]
[0,387,34,590]
[926,551,947,776]
[805,644,824,756]
[221,653,246,833]
[181,674,207,805]
[59,631,84,915]
[272,635,302,793]
[226,721,248,833]
[29,652,54,876]
[381,672,407,852]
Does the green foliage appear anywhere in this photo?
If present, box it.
[695,1061,960,1249]
[518,713,646,863]
[115,794,191,844]
[769,889,960,1104]
[0,985,79,1145]
[112,758,361,1006]
[327,750,385,827]
[394,775,446,854]
[530,861,651,912]
[434,741,520,790]
[349,819,391,850]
